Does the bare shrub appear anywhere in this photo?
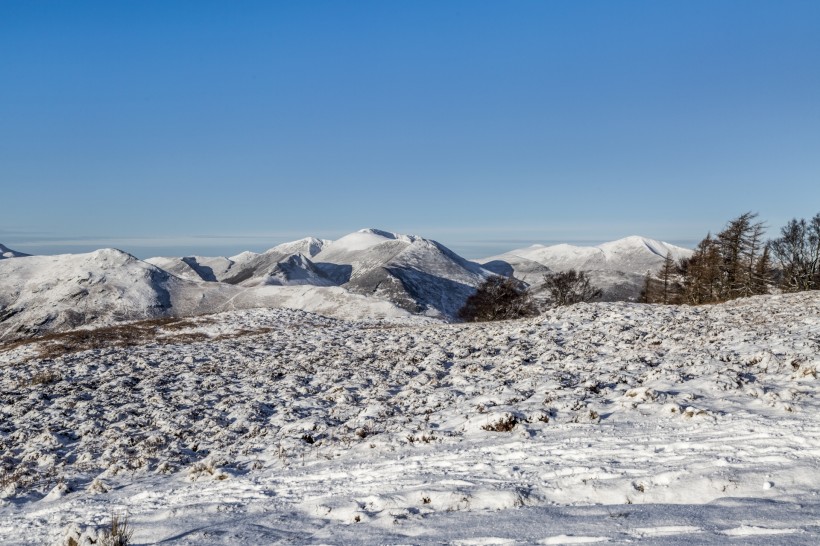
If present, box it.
[99,512,133,546]
[459,276,537,322]
[482,415,518,432]
[543,269,602,306]
[25,370,61,387]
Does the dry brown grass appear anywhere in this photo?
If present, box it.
[0,316,281,361]
[99,512,133,546]
[482,415,518,432]
[0,317,207,360]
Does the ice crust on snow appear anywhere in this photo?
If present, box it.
[1,292,819,544]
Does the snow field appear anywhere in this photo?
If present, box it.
[0,292,819,544]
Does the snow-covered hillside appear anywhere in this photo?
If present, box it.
[313,228,493,318]
[145,230,493,318]
[0,243,30,259]
[482,236,693,301]
[0,250,184,340]
[0,250,411,341]
[144,238,330,285]
[1,292,819,544]
[0,233,702,342]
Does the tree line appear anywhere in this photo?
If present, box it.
[459,269,602,322]
[640,212,820,305]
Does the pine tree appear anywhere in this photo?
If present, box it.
[638,271,657,303]
[752,245,773,295]
[658,251,680,304]
[682,234,722,304]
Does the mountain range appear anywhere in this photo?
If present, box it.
[481,236,692,301]
[0,230,692,341]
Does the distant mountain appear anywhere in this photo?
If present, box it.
[0,231,697,342]
[145,237,330,285]
[312,229,493,318]
[146,229,495,319]
[481,236,693,301]
[219,237,331,285]
[0,248,410,341]
[144,255,235,282]
[0,249,183,339]
[0,244,30,259]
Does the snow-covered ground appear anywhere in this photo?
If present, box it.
[1,292,819,544]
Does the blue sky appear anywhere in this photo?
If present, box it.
[1,1,818,258]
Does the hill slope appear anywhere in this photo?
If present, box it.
[313,229,493,318]
[0,249,412,341]
[482,236,693,301]
[0,243,30,259]
[2,292,818,544]
[145,237,330,285]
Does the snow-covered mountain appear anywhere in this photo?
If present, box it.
[312,229,493,318]
[143,255,236,282]
[145,237,330,285]
[148,229,495,319]
[219,237,331,285]
[482,236,693,301]
[0,231,695,341]
[0,249,184,339]
[0,248,411,341]
[0,243,30,259]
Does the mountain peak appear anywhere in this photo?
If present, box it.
[0,243,30,259]
[356,228,421,243]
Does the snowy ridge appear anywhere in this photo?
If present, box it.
[1,231,695,340]
[1,292,819,544]
[482,236,694,301]
[313,229,493,317]
[0,249,412,341]
[0,249,178,339]
[0,243,30,259]
[489,236,692,274]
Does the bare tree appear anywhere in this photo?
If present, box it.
[459,276,538,322]
[770,213,820,292]
[639,253,681,304]
[543,269,602,306]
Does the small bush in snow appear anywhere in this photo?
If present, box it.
[458,276,537,322]
[98,512,133,546]
[482,415,518,432]
[543,269,602,306]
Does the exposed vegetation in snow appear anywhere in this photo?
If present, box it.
[1,292,819,544]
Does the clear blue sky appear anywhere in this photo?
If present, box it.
[2,1,819,258]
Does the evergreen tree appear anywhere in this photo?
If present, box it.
[683,213,772,304]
